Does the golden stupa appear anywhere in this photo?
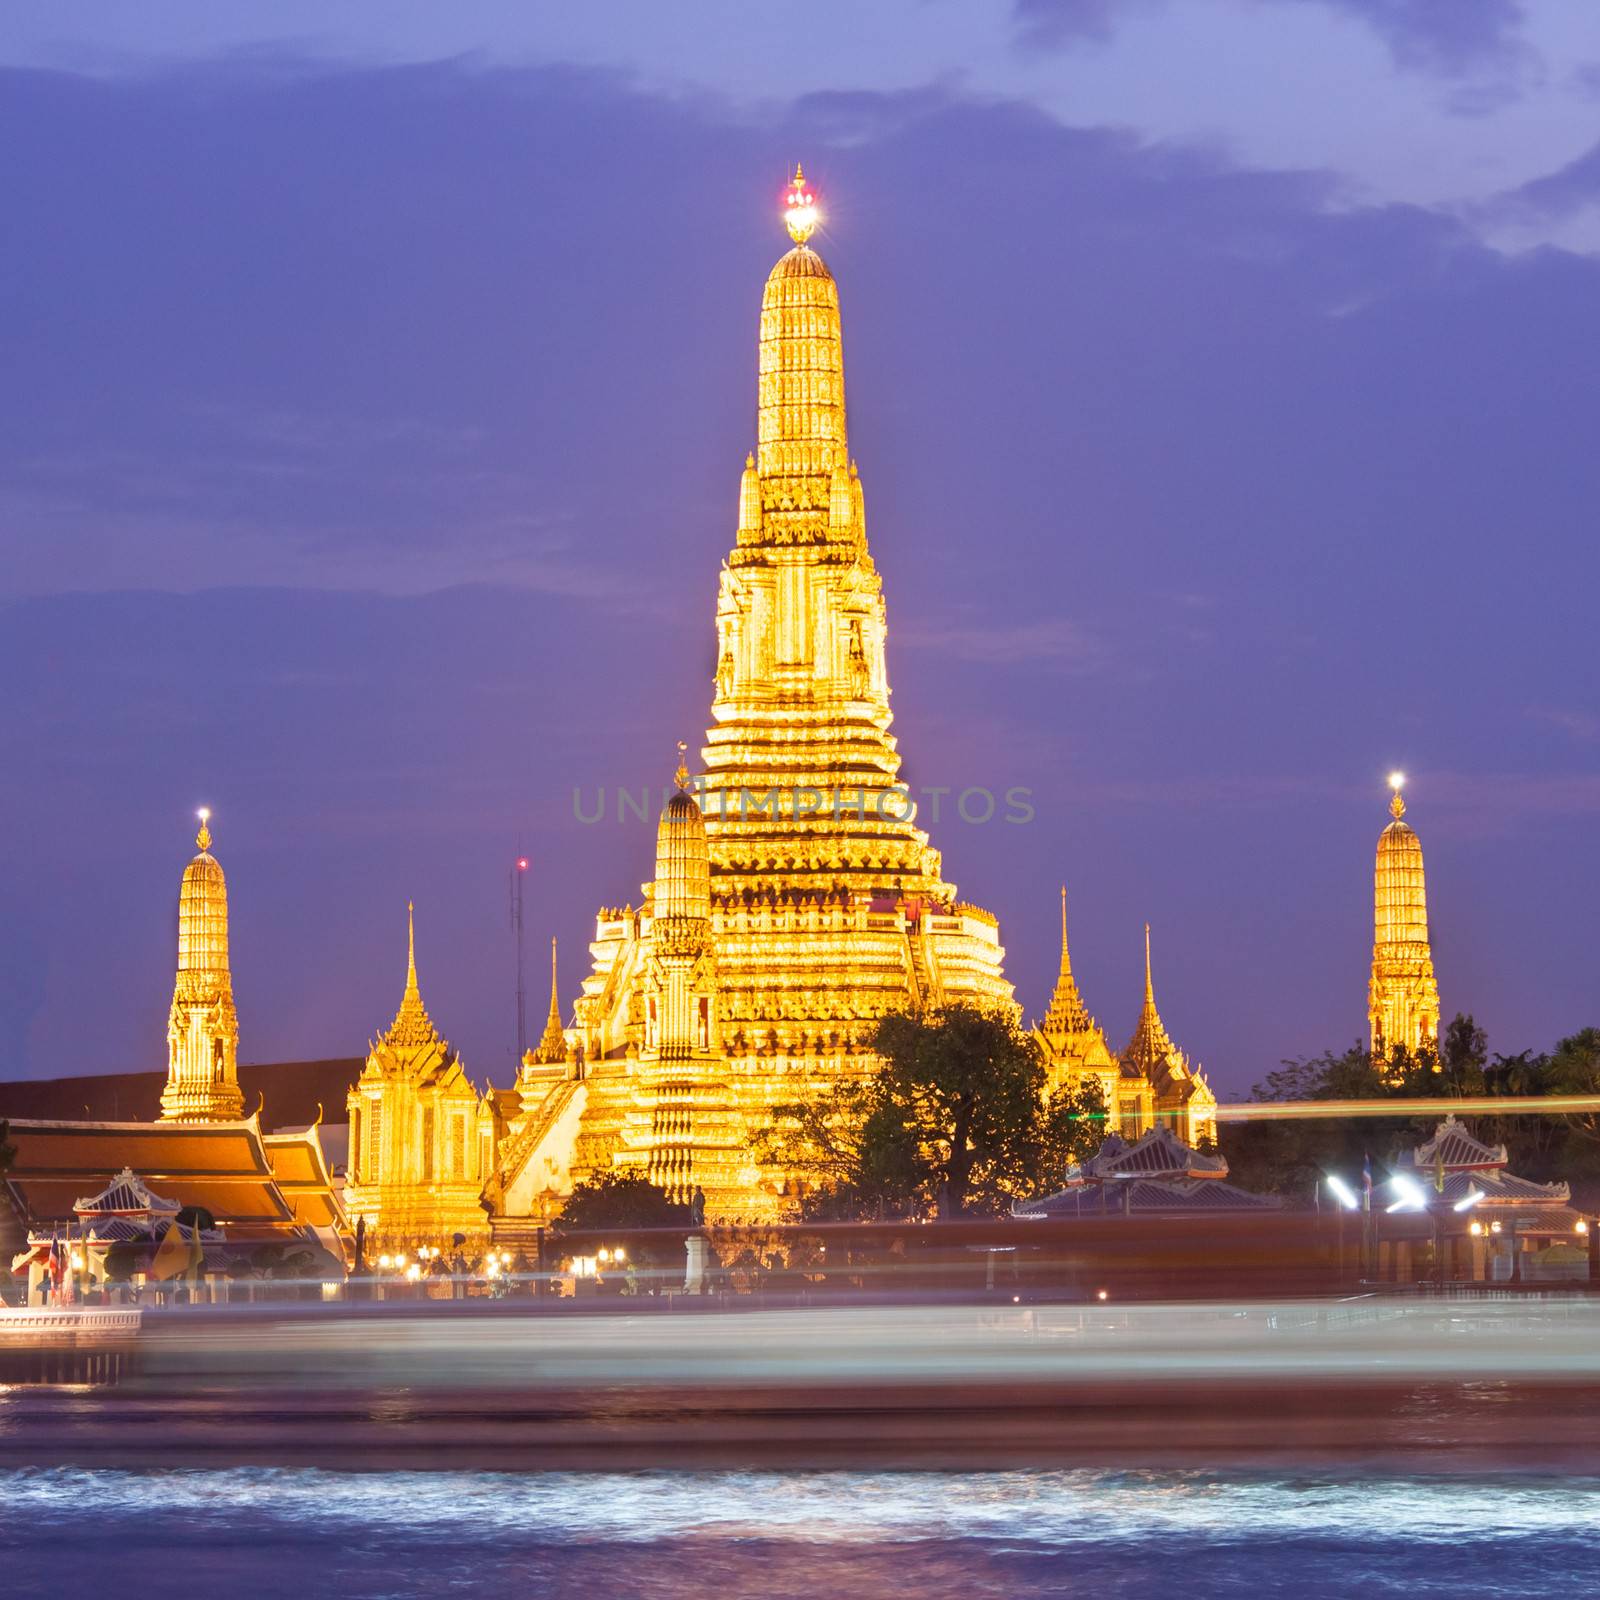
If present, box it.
[491,171,1013,1221]
[160,808,244,1122]
[1369,774,1440,1059]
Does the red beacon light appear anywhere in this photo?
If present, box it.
[516,858,529,871]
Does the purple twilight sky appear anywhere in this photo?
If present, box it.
[2,2,1598,1096]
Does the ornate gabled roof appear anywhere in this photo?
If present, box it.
[1015,1120,1272,1217]
[1122,925,1191,1089]
[73,1166,181,1219]
[376,902,449,1057]
[1041,886,1097,1036]
[1083,1125,1229,1182]
[1121,1177,1278,1213]
[1407,1114,1507,1172]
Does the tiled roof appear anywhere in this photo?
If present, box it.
[1407,1115,1507,1172]
[1016,1175,1278,1217]
[4,1120,272,1177]
[1125,1178,1280,1213]
[263,1129,345,1232]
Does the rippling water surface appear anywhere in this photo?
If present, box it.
[2,1468,1595,1599]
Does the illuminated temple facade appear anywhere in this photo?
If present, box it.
[342,907,505,1247]
[1034,892,1216,1146]
[1369,777,1440,1059]
[487,173,1211,1224]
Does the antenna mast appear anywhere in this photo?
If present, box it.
[511,854,530,1060]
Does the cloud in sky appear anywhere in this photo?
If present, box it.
[2,57,1598,1093]
[1015,0,1529,74]
[2,2,1596,221]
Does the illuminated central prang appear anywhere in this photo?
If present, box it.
[784,163,819,245]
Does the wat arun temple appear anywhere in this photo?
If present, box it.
[42,173,1452,1246]
[340,169,1219,1235]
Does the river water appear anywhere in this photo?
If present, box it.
[1,1467,1593,1598]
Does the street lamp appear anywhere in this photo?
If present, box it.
[1324,1174,1361,1289]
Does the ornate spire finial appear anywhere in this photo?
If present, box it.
[384,898,444,1050]
[196,806,212,853]
[1043,883,1094,1036]
[535,935,566,1063]
[674,740,690,791]
[1144,922,1154,1003]
[1388,771,1407,821]
[784,164,819,245]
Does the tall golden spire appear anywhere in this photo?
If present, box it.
[161,808,243,1121]
[1123,924,1178,1077]
[1369,773,1440,1059]
[386,900,444,1051]
[755,165,847,491]
[1042,885,1094,1035]
[534,936,567,1064]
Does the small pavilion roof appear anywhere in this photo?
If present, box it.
[1405,1115,1509,1173]
[73,1166,181,1220]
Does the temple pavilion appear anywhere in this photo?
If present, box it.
[1375,1116,1592,1283]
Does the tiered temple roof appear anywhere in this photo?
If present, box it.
[0,1119,344,1267]
[1014,1126,1276,1218]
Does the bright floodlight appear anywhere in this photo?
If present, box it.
[1388,771,1406,790]
[197,806,211,821]
[784,165,820,245]
[1386,1173,1427,1212]
[1453,1188,1484,1213]
[1325,1174,1360,1211]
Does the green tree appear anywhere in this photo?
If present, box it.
[1221,1020,1600,1208]
[759,1004,1106,1219]
[1545,1028,1600,1153]
[1439,1014,1488,1094]
[553,1171,686,1233]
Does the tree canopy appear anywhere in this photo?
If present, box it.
[552,1171,686,1234]
[1221,1016,1600,1206]
[757,1003,1106,1220]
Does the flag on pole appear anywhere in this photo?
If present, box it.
[150,1219,195,1281]
[187,1217,205,1286]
